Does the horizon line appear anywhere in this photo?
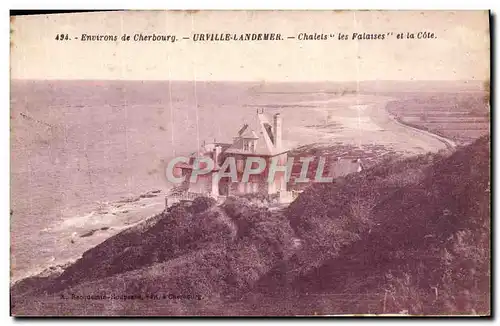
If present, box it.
[10,78,489,83]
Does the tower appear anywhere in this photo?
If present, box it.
[273,113,282,151]
[211,145,222,196]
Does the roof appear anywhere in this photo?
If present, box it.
[328,158,363,178]
[239,128,259,139]
[213,142,232,152]
[237,124,259,139]
[223,148,288,156]
[177,146,225,171]
[225,112,287,156]
[175,160,220,172]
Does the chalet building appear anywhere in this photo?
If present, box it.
[175,110,291,200]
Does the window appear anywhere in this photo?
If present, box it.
[243,140,249,151]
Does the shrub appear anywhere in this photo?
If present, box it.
[191,196,217,214]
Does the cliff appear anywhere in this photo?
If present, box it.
[11,135,490,316]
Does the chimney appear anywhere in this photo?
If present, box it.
[273,113,282,150]
[213,145,222,167]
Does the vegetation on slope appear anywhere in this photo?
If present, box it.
[282,134,490,315]
[11,196,297,315]
[11,135,490,316]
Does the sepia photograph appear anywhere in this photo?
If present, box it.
[9,10,491,316]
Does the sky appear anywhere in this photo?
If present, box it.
[10,10,490,81]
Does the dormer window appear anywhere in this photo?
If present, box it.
[243,139,255,152]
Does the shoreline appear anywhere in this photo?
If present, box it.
[11,94,463,286]
[11,189,168,285]
[385,107,458,150]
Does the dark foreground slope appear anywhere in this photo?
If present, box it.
[11,196,297,315]
[11,135,490,316]
[277,134,490,315]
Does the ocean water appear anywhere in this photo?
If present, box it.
[11,79,484,280]
[10,80,335,279]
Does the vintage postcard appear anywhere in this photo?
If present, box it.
[10,10,490,316]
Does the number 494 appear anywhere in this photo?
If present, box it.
[55,34,69,41]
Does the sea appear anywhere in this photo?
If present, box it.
[10,80,336,280]
[10,79,484,280]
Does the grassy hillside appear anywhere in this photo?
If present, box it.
[11,196,297,315]
[11,135,490,316]
[280,134,490,315]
